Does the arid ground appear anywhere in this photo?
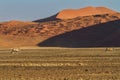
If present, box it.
[0,47,119,80]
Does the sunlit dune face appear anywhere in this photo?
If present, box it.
[57,6,117,19]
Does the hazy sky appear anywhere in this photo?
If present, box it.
[0,0,119,22]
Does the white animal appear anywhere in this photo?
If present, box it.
[11,48,20,54]
[105,48,114,51]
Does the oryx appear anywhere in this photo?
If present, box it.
[105,48,114,52]
[11,48,21,54]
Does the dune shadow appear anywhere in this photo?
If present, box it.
[33,13,61,23]
[38,19,120,47]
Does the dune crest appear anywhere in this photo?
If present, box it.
[56,6,117,19]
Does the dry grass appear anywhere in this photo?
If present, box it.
[0,47,119,80]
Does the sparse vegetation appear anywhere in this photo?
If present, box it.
[0,47,119,80]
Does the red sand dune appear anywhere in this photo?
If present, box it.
[0,6,120,47]
[0,20,37,28]
[56,6,117,19]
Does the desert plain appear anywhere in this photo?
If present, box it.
[0,47,119,80]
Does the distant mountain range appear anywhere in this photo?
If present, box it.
[0,6,120,47]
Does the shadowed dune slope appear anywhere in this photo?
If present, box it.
[38,20,120,47]
[33,13,61,23]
